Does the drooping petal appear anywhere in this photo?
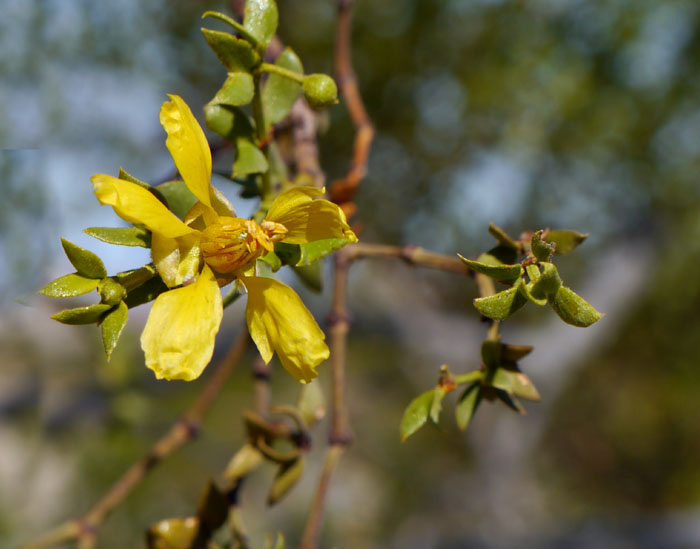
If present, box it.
[264,186,357,244]
[151,232,202,288]
[241,276,329,383]
[160,95,212,207]
[141,265,223,381]
[92,174,196,239]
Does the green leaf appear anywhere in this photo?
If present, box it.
[298,238,349,266]
[259,251,283,272]
[156,180,198,220]
[291,262,323,293]
[204,102,237,138]
[490,367,540,401]
[545,229,588,255]
[234,138,268,176]
[244,0,279,49]
[501,344,534,361]
[114,265,157,292]
[84,227,151,248]
[201,28,260,72]
[488,223,521,250]
[197,481,229,534]
[101,301,128,360]
[225,443,265,481]
[531,230,555,262]
[263,47,303,126]
[400,390,434,442]
[61,238,107,279]
[492,387,526,414]
[429,386,447,424]
[39,273,100,298]
[51,303,112,325]
[268,458,304,505]
[480,339,502,369]
[223,284,242,308]
[458,254,521,282]
[518,279,548,306]
[453,370,483,385]
[124,277,169,309]
[118,167,149,187]
[211,72,255,107]
[455,382,481,430]
[529,262,562,299]
[473,285,527,320]
[549,286,603,327]
[477,245,519,267]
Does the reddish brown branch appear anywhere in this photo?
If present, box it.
[20,329,250,549]
[329,0,375,211]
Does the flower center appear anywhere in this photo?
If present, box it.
[200,217,287,274]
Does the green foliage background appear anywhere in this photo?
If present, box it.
[2,0,700,546]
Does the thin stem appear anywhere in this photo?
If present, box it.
[345,242,471,275]
[202,11,260,51]
[259,62,304,84]
[20,328,250,549]
[252,73,273,199]
[328,0,375,210]
[253,355,272,417]
[300,251,353,549]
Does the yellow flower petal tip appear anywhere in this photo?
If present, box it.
[242,276,329,383]
[141,266,223,381]
[159,95,212,207]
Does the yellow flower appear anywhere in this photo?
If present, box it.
[91,95,356,382]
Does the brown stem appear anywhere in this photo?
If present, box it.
[329,0,375,210]
[300,251,353,549]
[345,242,471,275]
[252,354,272,417]
[20,328,249,549]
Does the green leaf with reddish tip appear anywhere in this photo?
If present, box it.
[52,303,112,325]
[84,227,151,248]
[490,367,540,401]
[474,285,527,320]
[61,238,107,279]
[211,72,255,107]
[400,390,433,442]
[531,230,555,262]
[263,47,303,126]
[549,286,603,327]
[429,386,447,424]
[488,223,521,250]
[455,382,481,430]
[244,0,279,49]
[201,28,260,72]
[39,273,100,298]
[101,301,127,360]
[268,458,304,506]
[545,229,588,255]
[458,254,522,282]
[501,344,534,361]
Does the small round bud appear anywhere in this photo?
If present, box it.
[302,74,338,109]
[98,278,126,306]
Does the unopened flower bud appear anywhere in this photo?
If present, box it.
[302,74,338,109]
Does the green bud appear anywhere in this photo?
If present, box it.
[98,278,127,306]
[302,74,338,109]
[531,230,555,262]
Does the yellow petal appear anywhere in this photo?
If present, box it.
[241,276,329,383]
[92,174,196,238]
[141,265,223,381]
[151,232,202,288]
[265,186,357,244]
[159,95,212,207]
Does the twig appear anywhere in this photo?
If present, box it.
[252,355,272,417]
[329,0,375,210]
[20,328,250,549]
[291,99,325,188]
[300,251,353,549]
[346,242,471,275]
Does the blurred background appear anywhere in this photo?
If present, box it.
[3,0,700,546]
